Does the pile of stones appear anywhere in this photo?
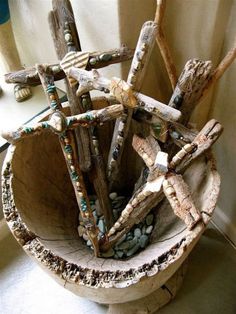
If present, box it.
[78,192,155,259]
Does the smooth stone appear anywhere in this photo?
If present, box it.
[145,214,154,226]
[89,57,97,65]
[102,248,115,258]
[139,234,149,248]
[116,250,124,258]
[117,241,130,250]
[126,243,140,257]
[115,234,126,246]
[142,225,146,234]
[113,209,119,221]
[112,201,125,209]
[114,196,126,201]
[109,192,118,200]
[99,53,112,62]
[82,233,88,241]
[146,225,153,234]
[134,228,142,238]
[98,219,106,233]
[87,240,92,246]
[77,225,85,237]
[118,237,137,250]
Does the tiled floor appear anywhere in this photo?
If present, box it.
[0,220,235,314]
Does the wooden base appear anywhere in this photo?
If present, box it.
[108,260,188,314]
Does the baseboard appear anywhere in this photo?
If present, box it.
[212,207,236,247]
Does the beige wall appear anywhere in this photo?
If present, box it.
[4,0,236,243]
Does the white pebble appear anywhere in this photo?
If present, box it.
[109,192,118,200]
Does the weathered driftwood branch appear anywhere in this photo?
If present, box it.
[168,59,213,126]
[1,104,123,143]
[107,21,158,188]
[36,64,100,256]
[4,47,134,86]
[102,118,222,250]
[172,119,223,173]
[50,0,115,227]
[49,1,115,228]
[163,173,201,229]
[48,0,90,172]
[68,68,182,122]
[154,0,178,89]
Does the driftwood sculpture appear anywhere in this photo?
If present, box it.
[2,0,236,312]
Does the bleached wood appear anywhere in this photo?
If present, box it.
[163,174,202,230]
[1,105,123,143]
[174,119,223,173]
[107,21,158,188]
[169,59,213,126]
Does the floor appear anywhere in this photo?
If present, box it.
[0,220,235,314]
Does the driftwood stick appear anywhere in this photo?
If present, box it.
[69,68,182,122]
[1,104,123,143]
[168,59,213,126]
[200,36,236,102]
[49,0,91,171]
[154,0,178,89]
[36,64,100,256]
[50,0,115,229]
[172,119,223,173]
[4,47,134,86]
[107,21,158,188]
[163,173,201,229]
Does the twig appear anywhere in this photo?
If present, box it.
[154,0,178,89]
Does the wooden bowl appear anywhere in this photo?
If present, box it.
[1,102,220,307]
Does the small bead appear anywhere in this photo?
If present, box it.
[49,94,56,101]
[99,53,112,62]
[89,58,97,65]
[65,33,72,42]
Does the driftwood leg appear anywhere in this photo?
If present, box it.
[36,64,100,256]
[163,174,201,229]
[172,119,223,173]
[107,21,158,189]
[49,0,115,227]
[49,0,92,171]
